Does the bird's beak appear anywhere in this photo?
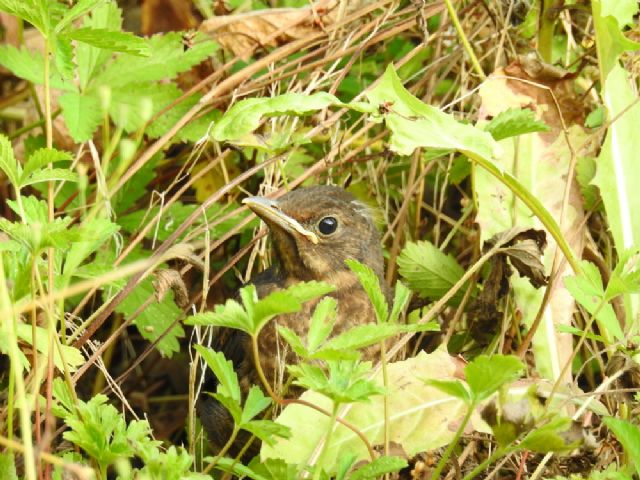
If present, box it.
[243,196,319,245]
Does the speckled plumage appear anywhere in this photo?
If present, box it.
[198,185,389,456]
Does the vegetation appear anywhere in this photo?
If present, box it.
[0,0,639,478]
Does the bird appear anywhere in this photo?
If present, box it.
[197,185,390,456]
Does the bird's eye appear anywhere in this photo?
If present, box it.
[318,216,338,235]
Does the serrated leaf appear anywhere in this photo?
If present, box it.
[607,249,640,299]
[0,134,21,188]
[564,261,623,341]
[21,148,72,181]
[63,218,119,278]
[76,1,124,89]
[346,259,388,324]
[388,281,411,324]
[194,346,241,404]
[55,35,74,80]
[247,458,299,480]
[426,379,471,403]
[307,297,337,352]
[211,92,342,145]
[465,355,524,402]
[117,277,184,356]
[277,326,310,358]
[397,241,466,302]
[520,417,578,453]
[484,108,550,141]
[16,324,85,373]
[366,65,497,158]
[349,456,408,480]
[55,0,104,33]
[240,386,272,425]
[0,45,70,90]
[243,420,290,447]
[98,32,217,88]
[59,91,103,142]
[263,350,490,472]
[603,417,640,475]
[0,0,49,35]
[185,300,252,333]
[64,27,149,56]
[20,168,79,187]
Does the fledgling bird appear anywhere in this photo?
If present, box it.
[198,185,389,455]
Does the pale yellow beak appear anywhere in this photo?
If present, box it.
[243,196,319,245]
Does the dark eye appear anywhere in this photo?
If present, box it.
[318,216,338,235]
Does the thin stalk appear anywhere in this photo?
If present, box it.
[312,403,339,480]
[251,335,278,401]
[538,0,556,63]
[202,426,240,475]
[0,256,36,480]
[444,0,486,80]
[380,340,390,460]
[0,434,93,479]
[430,404,475,480]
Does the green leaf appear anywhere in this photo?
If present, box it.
[307,297,338,352]
[607,250,640,299]
[349,456,408,480]
[0,45,70,90]
[65,27,149,56]
[0,453,18,480]
[76,1,124,89]
[464,354,524,402]
[55,0,104,32]
[212,92,342,144]
[20,168,79,187]
[59,91,103,142]
[248,458,299,480]
[194,346,241,404]
[366,64,497,158]
[55,35,74,80]
[0,134,21,188]
[388,281,411,324]
[98,32,217,88]
[21,148,72,181]
[425,379,471,403]
[564,261,623,341]
[242,420,291,447]
[0,0,46,35]
[117,277,184,356]
[214,457,270,480]
[64,218,119,278]
[576,156,600,211]
[240,386,272,425]
[185,300,252,334]
[346,259,388,323]
[277,326,310,358]
[289,360,383,404]
[397,241,466,302]
[16,324,85,373]
[484,108,550,141]
[281,280,336,304]
[604,417,640,475]
[520,417,579,453]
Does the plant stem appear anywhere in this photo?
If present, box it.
[203,426,240,475]
[312,403,339,480]
[0,255,36,480]
[251,335,278,401]
[430,404,475,480]
[538,0,557,62]
[380,340,390,459]
[444,0,485,80]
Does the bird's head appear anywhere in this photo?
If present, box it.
[243,186,385,287]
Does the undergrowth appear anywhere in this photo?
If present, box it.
[0,0,639,479]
